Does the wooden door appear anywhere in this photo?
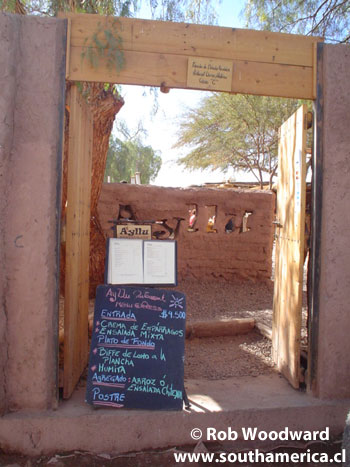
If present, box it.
[63,84,93,398]
[272,105,308,389]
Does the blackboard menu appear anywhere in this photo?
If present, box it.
[86,285,186,410]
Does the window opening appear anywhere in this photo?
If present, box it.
[206,205,217,233]
[225,217,235,233]
[187,204,198,232]
[153,218,184,240]
[241,211,253,233]
[118,204,136,221]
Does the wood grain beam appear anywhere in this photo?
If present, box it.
[61,13,322,99]
[68,47,315,99]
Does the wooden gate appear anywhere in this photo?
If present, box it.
[272,105,308,389]
[63,84,93,398]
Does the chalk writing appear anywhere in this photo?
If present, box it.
[86,285,186,410]
[92,387,125,404]
[159,310,186,319]
[92,373,127,383]
[101,309,137,321]
[133,289,167,302]
[169,295,185,309]
[134,301,162,312]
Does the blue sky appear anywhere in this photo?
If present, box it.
[114,0,249,187]
[216,0,246,28]
[138,0,246,27]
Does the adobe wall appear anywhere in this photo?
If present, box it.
[0,13,66,412]
[98,183,275,282]
[314,44,350,399]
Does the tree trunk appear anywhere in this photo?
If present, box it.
[60,82,124,297]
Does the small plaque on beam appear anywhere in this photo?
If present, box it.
[187,57,233,92]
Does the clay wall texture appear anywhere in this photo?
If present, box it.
[0,13,66,412]
[316,44,350,399]
[98,183,275,282]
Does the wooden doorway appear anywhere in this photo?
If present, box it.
[60,13,321,397]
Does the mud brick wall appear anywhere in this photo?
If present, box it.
[313,44,350,399]
[0,13,66,412]
[98,183,275,282]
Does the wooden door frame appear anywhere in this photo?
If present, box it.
[63,85,93,398]
[60,12,324,397]
[306,43,324,395]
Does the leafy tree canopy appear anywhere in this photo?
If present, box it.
[0,0,220,24]
[244,0,350,43]
[105,123,162,184]
[175,93,301,188]
[148,0,219,24]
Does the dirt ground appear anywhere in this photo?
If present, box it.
[174,279,275,325]
[180,277,277,379]
[176,278,308,380]
[60,277,309,381]
[0,439,345,467]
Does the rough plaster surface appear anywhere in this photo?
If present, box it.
[0,13,66,411]
[0,374,349,455]
[0,13,19,415]
[98,184,275,282]
[317,44,350,399]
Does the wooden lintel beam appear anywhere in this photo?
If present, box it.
[63,13,322,68]
[61,12,322,99]
[68,47,315,99]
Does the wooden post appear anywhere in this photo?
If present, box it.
[63,84,93,399]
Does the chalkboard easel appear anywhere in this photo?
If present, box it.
[86,285,186,410]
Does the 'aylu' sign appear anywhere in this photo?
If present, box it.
[116,224,151,239]
[187,57,233,92]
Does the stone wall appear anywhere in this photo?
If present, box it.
[0,13,66,412]
[98,183,275,283]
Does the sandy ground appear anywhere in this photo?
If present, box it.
[60,277,309,381]
[173,279,275,325]
[173,278,277,379]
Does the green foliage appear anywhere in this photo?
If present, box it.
[1,0,220,80]
[0,0,140,19]
[49,0,139,16]
[175,93,302,187]
[244,0,350,43]
[0,0,220,75]
[0,0,15,13]
[81,19,125,72]
[76,0,220,74]
[1,0,220,24]
[105,134,162,184]
[149,0,221,24]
